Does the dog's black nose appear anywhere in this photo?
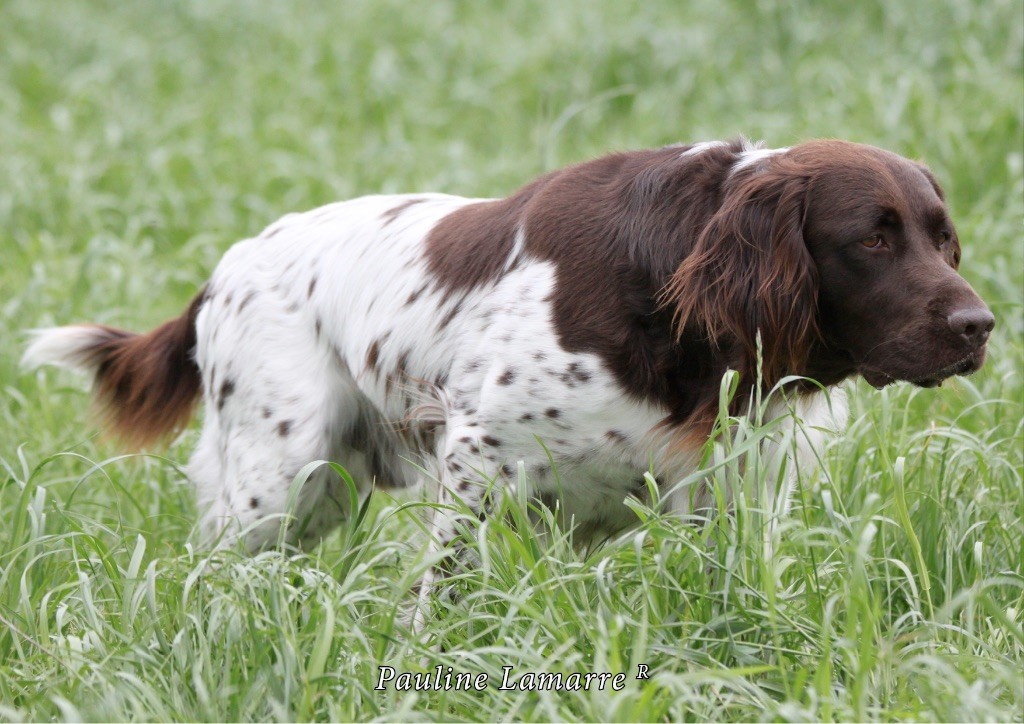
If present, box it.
[947,307,995,348]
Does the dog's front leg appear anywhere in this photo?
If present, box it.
[411,417,505,632]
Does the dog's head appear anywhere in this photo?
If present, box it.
[664,139,993,388]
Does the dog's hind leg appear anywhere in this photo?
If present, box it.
[187,285,368,551]
[188,418,360,552]
[187,383,358,552]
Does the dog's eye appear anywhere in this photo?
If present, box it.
[861,234,887,250]
[938,230,952,245]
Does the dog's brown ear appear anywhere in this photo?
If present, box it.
[662,166,820,387]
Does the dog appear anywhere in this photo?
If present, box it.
[23,138,993,603]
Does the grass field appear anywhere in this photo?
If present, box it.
[1,1,1022,721]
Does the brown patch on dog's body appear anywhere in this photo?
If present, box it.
[424,175,552,295]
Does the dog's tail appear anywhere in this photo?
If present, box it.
[22,290,207,449]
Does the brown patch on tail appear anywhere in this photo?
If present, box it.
[82,290,207,449]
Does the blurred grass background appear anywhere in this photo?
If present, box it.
[1,1,1021,721]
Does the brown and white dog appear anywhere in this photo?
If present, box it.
[24,139,993,599]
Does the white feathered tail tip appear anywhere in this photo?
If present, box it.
[21,325,112,374]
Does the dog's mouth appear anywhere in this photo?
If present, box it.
[860,351,985,390]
